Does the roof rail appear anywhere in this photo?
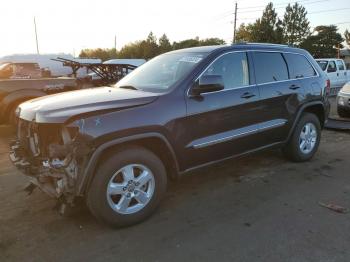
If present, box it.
[234,42,292,48]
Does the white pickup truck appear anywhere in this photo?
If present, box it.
[316,59,350,95]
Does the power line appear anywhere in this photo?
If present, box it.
[236,7,350,21]
[238,0,316,10]
[308,7,350,15]
[212,0,329,22]
[238,0,329,13]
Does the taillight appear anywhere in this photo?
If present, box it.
[325,79,330,95]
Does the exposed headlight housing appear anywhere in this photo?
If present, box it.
[15,106,21,117]
[338,96,345,106]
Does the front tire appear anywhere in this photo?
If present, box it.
[283,113,321,162]
[87,146,167,227]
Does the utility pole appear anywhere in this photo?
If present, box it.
[233,2,238,43]
[34,17,40,54]
[114,35,117,50]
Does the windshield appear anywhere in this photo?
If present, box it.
[115,52,208,92]
[317,60,328,71]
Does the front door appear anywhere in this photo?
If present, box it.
[182,52,262,169]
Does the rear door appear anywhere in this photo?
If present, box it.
[183,51,262,168]
[283,52,318,96]
[251,51,304,145]
[327,60,338,88]
[336,60,347,87]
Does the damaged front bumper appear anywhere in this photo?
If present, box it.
[9,119,92,206]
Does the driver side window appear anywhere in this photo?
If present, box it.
[203,52,249,90]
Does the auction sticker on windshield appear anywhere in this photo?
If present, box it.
[179,56,203,63]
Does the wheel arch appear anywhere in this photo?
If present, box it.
[287,101,326,142]
[77,133,180,195]
[0,89,47,122]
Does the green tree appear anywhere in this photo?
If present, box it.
[117,41,145,59]
[199,38,226,46]
[235,3,283,44]
[235,23,255,42]
[79,48,117,61]
[300,25,344,58]
[172,37,225,50]
[173,37,200,50]
[158,34,172,54]
[282,3,310,46]
[142,32,160,59]
[257,2,283,43]
[345,29,350,47]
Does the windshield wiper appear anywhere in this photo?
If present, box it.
[118,85,138,90]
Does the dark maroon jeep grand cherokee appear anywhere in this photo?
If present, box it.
[10,43,330,227]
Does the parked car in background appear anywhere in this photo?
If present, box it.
[10,44,329,227]
[0,62,50,79]
[0,62,77,124]
[0,54,101,77]
[337,82,350,118]
[316,59,350,95]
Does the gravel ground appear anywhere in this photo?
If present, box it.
[0,108,350,261]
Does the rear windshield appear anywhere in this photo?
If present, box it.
[316,60,328,71]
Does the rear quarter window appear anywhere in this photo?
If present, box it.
[336,60,345,71]
[253,52,288,84]
[283,53,316,79]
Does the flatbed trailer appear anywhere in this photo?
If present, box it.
[52,57,137,85]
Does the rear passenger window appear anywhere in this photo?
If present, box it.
[203,52,249,89]
[284,53,316,79]
[328,61,336,72]
[253,52,288,84]
[336,60,345,71]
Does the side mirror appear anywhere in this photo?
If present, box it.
[191,75,224,96]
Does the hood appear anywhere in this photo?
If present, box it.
[19,86,159,123]
[340,82,350,95]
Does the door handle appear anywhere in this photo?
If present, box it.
[241,92,256,99]
[337,73,339,76]
[289,84,300,90]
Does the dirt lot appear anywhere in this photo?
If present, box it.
[1,122,350,262]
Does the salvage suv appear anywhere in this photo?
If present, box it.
[10,44,330,227]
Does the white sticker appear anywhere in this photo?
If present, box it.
[179,56,203,63]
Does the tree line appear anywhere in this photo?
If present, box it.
[80,2,350,60]
[79,34,225,61]
[236,2,349,58]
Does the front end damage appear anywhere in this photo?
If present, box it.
[10,119,92,211]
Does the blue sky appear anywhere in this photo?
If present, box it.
[0,0,349,57]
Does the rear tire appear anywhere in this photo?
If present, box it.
[87,146,167,227]
[283,113,321,162]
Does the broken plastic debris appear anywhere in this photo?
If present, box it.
[319,202,349,214]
